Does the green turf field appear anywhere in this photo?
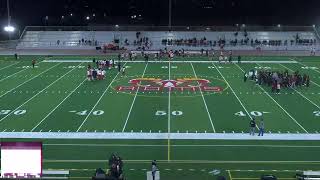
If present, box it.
[0,55,320,179]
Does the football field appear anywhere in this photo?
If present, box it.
[1,55,320,179]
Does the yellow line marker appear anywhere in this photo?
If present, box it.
[227,170,233,180]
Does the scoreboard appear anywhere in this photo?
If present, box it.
[1,142,42,178]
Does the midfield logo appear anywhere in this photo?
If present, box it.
[116,78,223,92]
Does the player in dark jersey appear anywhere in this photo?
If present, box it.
[32,60,36,68]
[237,55,241,63]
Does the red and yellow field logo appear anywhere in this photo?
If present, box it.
[116,78,223,92]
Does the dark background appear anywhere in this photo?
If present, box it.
[0,0,320,34]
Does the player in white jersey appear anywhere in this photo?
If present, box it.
[224,56,228,63]
[87,69,92,81]
[109,59,113,69]
[97,69,102,80]
[102,69,106,80]
[218,55,223,63]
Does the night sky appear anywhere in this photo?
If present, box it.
[0,0,320,29]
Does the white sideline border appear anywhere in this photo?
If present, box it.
[1,132,320,140]
[43,60,298,64]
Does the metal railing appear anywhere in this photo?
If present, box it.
[21,25,315,32]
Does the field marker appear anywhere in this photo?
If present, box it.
[76,63,127,132]
[0,63,33,83]
[290,57,320,74]
[0,61,20,71]
[122,63,149,132]
[241,63,309,133]
[190,63,216,132]
[279,63,320,109]
[167,61,172,161]
[31,78,87,131]
[0,62,58,99]
[212,63,253,121]
[0,62,77,123]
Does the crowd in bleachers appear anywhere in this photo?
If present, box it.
[128,31,153,50]
[161,37,213,47]
[160,31,317,48]
[78,38,98,46]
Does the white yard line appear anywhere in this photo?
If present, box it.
[0,62,50,99]
[31,78,87,132]
[190,62,216,132]
[0,62,78,123]
[0,61,20,71]
[0,62,42,83]
[278,63,320,109]
[122,63,149,132]
[168,62,171,134]
[237,63,308,133]
[212,63,253,120]
[76,63,127,132]
[168,61,172,161]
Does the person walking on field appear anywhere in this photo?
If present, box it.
[32,59,36,68]
[249,118,256,136]
[258,118,265,136]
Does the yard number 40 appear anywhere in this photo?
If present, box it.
[314,111,320,117]
[235,111,265,117]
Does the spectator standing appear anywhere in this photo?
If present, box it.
[151,160,158,180]
[249,118,256,136]
[258,118,264,136]
[32,59,36,68]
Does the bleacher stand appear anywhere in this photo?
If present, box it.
[16,26,320,52]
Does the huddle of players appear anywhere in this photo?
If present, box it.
[244,69,311,93]
[86,63,106,81]
[87,59,126,81]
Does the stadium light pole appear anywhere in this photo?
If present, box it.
[3,0,15,40]
[168,0,172,30]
